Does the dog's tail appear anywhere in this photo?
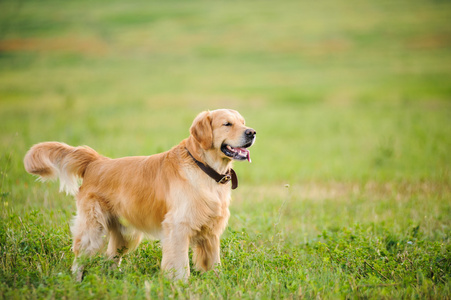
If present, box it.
[24,142,101,195]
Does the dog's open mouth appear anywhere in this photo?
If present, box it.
[221,144,252,162]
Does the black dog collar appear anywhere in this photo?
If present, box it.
[186,149,238,189]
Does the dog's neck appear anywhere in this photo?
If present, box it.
[203,151,233,174]
[185,138,232,174]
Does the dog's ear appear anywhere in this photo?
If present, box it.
[190,111,213,150]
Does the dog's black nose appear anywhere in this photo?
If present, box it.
[245,128,256,137]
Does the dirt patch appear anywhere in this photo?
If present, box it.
[237,180,451,202]
[263,37,351,56]
[407,34,451,50]
[0,36,109,55]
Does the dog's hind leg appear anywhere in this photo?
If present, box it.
[71,199,109,282]
[106,217,143,270]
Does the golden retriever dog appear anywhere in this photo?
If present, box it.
[24,109,256,281]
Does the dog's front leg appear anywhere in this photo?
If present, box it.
[161,222,191,281]
[192,233,221,273]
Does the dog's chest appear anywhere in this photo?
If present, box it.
[189,185,231,231]
[180,166,232,228]
[195,193,231,234]
[201,185,230,218]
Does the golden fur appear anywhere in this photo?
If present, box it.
[24,109,256,281]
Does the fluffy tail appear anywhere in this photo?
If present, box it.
[24,142,101,195]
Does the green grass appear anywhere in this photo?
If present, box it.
[1,0,450,298]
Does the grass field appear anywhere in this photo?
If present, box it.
[1,0,451,298]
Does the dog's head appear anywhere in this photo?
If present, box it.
[189,109,256,163]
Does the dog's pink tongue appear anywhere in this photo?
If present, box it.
[237,147,251,163]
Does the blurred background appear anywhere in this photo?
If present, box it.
[1,0,450,186]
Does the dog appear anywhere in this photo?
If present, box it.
[24,109,256,281]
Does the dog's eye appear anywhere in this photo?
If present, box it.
[224,122,233,127]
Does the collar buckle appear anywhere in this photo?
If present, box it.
[218,174,232,184]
